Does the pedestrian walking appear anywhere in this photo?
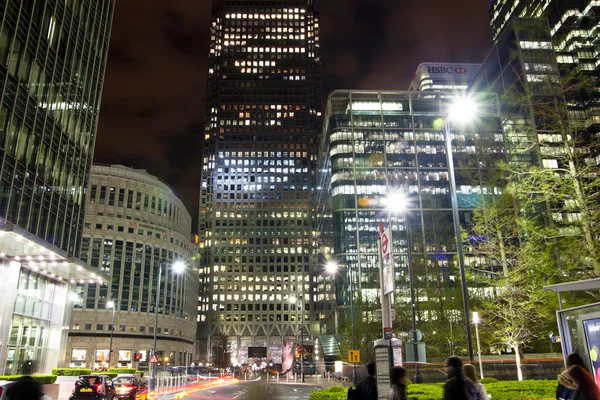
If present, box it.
[5,375,43,400]
[463,363,489,400]
[568,365,600,400]
[557,353,587,400]
[350,361,378,400]
[388,366,408,400]
[443,356,481,400]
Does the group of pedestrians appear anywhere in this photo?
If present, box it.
[349,352,600,400]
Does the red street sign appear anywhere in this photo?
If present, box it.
[149,354,158,363]
[297,345,306,355]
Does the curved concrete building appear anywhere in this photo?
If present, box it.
[65,165,198,370]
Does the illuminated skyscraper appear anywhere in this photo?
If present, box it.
[198,0,324,363]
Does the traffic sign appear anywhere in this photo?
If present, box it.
[384,327,393,340]
[149,354,158,363]
[297,345,306,355]
[348,350,360,363]
[376,309,396,321]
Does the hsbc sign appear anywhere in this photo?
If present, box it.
[427,66,468,74]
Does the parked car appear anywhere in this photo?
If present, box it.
[112,376,147,400]
[0,379,52,400]
[69,375,116,400]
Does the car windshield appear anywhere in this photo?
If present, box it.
[112,378,134,385]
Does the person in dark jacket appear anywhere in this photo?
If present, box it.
[353,361,378,400]
[5,375,43,400]
[443,356,480,400]
[388,366,408,400]
[557,353,587,400]
[568,365,600,400]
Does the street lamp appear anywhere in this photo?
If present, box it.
[149,260,186,391]
[472,312,484,379]
[445,95,477,361]
[107,301,116,368]
[325,261,358,387]
[385,191,422,383]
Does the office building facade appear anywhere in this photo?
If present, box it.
[198,0,325,363]
[409,63,482,92]
[0,0,114,374]
[316,90,502,358]
[66,165,198,370]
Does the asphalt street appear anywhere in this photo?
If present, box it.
[155,381,323,400]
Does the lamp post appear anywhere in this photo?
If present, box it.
[107,301,116,368]
[386,191,421,383]
[472,312,484,379]
[149,260,185,391]
[289,295,305,382]
[445,97,477,361]
[326,261,358,387]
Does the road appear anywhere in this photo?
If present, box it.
[153,381,322,400]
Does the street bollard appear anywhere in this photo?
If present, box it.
[277,373,279,383]
[267,373,269,382]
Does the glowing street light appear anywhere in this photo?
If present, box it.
[326,260,357,386]
[149,260,186,391]
[473,312,484,379]
[445,95,478,361]
[107,301,116,367]
[386,190,421,383]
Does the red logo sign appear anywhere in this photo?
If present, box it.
[297,345,306,355]
[381,232,389,256]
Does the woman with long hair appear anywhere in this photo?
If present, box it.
[558,353,588,400]
[463,364,489,400]
[568,365,600,400]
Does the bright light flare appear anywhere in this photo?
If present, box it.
[289,296,297,304]
[448,96,477,123]
[385,191,409,213]
[107,301,115,309]
[325,261,338,274]
[172,261,185,273]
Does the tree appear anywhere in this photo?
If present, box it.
[467,67,600,379]
[211,334,231,369]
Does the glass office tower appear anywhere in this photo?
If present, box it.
[0,0,114,256]
[0,0,115,374]
[198,0,324,364]
[317,90,502,359]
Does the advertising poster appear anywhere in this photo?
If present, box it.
[583,318,600,386]
[282,337,295,377]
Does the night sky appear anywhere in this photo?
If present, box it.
[94,0,493,231]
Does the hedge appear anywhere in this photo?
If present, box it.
[51,368,92,376]
[107,368,137,374]
[309,380,557,400]
[0,375,57,384]
[480,377,499,384]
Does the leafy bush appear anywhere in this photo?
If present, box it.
[328,386,345,392]
[480,377,499,384]
[407,383,444,400]
[135,370,144,377]
[108,368,137,374]
[51,368,92,376]
[0,375,57,384]
[486,380,555,400]
[103,373,118,379]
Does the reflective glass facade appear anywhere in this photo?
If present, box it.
[0,0,115,256]
[317,91,502,356]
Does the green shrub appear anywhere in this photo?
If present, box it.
[51,368,92,376]
[480,377,499,384]
[107,368,137,374]
[135,370,144,377]
[310,379,556,400]
[486,380,555,400]
[103,373,118,379]
[0,375,57,384]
